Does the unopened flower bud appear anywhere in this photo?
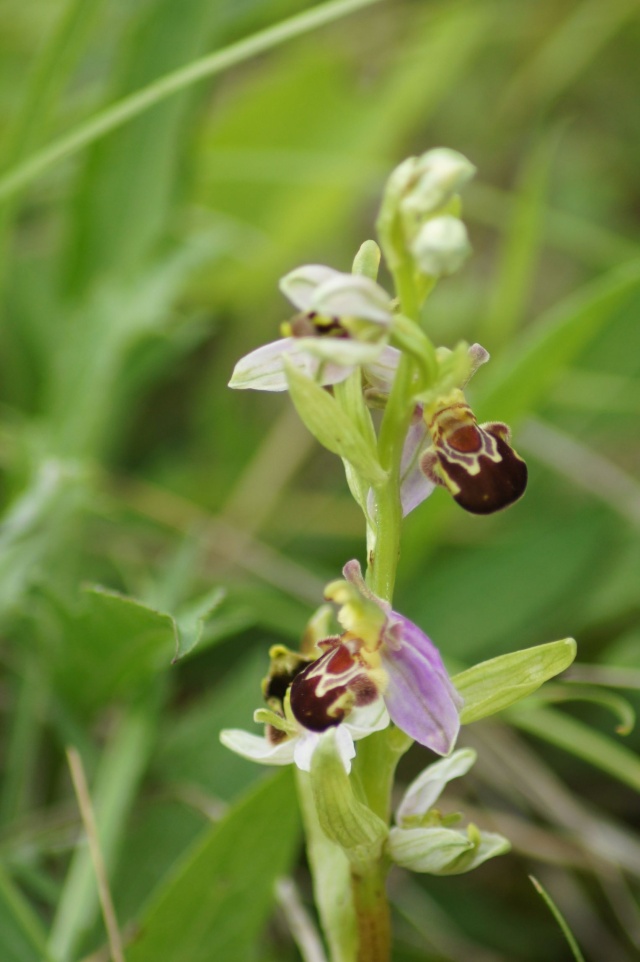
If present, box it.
[411,215,471,278]
[400,148,476,223]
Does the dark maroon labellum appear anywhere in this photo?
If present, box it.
[422,401,527,515]
[290,640,378,732]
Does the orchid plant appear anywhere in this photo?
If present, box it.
[221,148,576,962]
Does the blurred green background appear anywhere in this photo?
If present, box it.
[1,0,640,959]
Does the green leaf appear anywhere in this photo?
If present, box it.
[154,649,268,804]
[0,0,385,209]
[509,705,640,793]
[480,131,557,349]
[173,587,226,660]
[402,508,607,660]
[296,770,356,962]
[126,769,301,962]
[43,584,223,715]
[285,359,387,485]
[0,864,55,962]
[478,260,640,424]
[47,587,177,715]
[453,638,577,724]
[63,0,225,290]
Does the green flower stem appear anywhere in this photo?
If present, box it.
[352,727,412,823]
[392,262,420,324]
[367,259,422,603]
[368,349,415,602]
[350,862,391,962]
[340,257,423,962]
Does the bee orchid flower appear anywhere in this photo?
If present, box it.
[290,560,462,755]
[220,641,389,773]
[229,264,396,392]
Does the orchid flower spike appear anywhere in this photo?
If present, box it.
[228,264,395,391]
[289,561,461,755]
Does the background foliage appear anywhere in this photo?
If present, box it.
[1,0,640,959]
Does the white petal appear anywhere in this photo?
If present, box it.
[219,728,296,765]
[229,338,350,391]
[396,748,477,824]
[279,265,341,311]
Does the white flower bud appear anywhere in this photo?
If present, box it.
[411,215,471,277]
[400,148,476,221]
[387,824,510,876]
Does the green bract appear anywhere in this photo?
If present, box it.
[310,730,389,867]
[285,358,387,486]
[453,638,577,724]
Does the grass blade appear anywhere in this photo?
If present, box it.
[0,0,383,204]
[529,875,587,962]
[509,705,640,793]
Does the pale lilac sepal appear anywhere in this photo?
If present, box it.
[280,265,393,323]
[279,265,340,311]
[467,343,490,381]
[381,614,462,755]
[311,274,393,324]
[400,417,435,515]
[366,416,434,521]
[299,336,386,367]
[229,337,352,392]
[364,345,401,392]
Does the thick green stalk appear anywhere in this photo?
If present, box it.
[350,863,390,962]
[368,352,415,601]
[367,260,421,603]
